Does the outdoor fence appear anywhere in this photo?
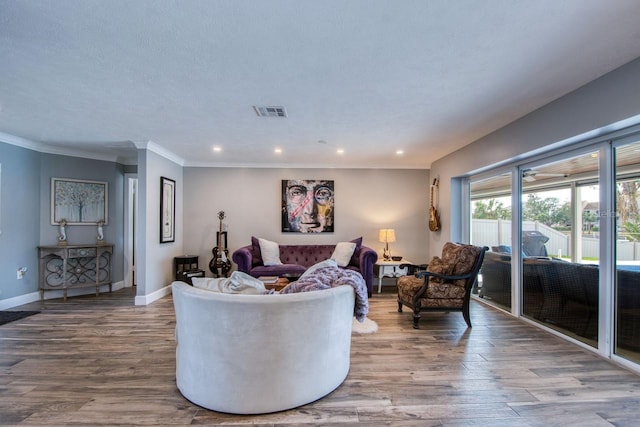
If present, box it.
[472,219,640,261]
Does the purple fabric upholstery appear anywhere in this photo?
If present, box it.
[232,239,378,296]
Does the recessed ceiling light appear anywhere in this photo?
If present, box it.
[274,148,282,154]
[337,149,344,154]
[396,149,404,155]
[213,146,222,152]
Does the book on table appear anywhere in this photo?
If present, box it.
[257,276,279,284]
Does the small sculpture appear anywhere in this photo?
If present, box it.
[58,219,67,245]
[96,220,105,242]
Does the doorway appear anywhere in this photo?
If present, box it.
[124,174,138,288]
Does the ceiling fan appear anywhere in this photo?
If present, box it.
[522,169,569,182]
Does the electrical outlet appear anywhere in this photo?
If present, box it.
[17,267,27,280]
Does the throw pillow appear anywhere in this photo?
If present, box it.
[349,236,363,266]
[258,238,282,266]
[192,277,227,291]
[251,236,263,265]
[426,256,450,283]
[331,241,357,267]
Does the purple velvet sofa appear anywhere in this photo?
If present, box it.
[232,237,378,296]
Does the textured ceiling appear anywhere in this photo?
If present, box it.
[2,0,640,167]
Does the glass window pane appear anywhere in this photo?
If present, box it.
[615,140,640,362]
[470,173,512,310]
[521,153,599,348]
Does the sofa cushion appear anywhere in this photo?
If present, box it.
[349,236,363,266]
[397,275,424,302]
[426,256,450,283]
[251,236,263,266]
[331,242,357,267]
[258,238,282,266]
[426,281,466,299]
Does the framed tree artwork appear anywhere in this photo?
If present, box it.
[160,176,176,243]
[51,178,108,225]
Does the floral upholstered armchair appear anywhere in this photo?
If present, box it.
[397,242,488,328]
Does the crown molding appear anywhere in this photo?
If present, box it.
[133,140,184,166]
[0,131,119,162]
[0,131,42,151]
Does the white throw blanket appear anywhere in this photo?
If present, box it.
[192,271,267,294]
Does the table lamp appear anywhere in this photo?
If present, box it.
[378,228,396,260]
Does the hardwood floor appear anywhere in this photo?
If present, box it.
[2,286,640,426]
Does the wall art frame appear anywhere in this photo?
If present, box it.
[282,179,334,233]
[160,176,176,243]
[51,177,108,225]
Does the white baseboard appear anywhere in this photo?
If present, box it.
[0,291,40,310]
[0,281,125,310]
[134,284,172,306]
[0,281,172,309]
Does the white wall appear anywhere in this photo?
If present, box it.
[136,149,184,303]
[430,57,640,256]
[183,167,430,272]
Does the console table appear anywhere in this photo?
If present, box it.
[38,244,113,300]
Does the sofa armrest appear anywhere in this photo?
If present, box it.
[358,245,378,297]
[232,245,254,274]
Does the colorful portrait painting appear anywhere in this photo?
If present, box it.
[282,180,334,233]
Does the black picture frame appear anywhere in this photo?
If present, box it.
[160,176,176,243]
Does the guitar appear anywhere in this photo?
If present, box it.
[429,178,441,232]
[209,211,231,277]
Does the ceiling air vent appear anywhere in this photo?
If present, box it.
[253,105,287,118]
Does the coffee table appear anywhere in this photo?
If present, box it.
[263,277,289,292]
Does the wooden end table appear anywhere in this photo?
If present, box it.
[376,259,412,293]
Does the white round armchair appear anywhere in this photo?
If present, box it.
[171,281,355,414]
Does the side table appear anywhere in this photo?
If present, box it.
[175,255,205,285]
[376,259,412,293]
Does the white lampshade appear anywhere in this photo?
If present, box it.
[378,229,396,243]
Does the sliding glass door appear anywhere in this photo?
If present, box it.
[466,129,640,368]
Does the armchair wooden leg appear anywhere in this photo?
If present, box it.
[398,301,403,312]
[412,310,421,329]
[462,305,472,328]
